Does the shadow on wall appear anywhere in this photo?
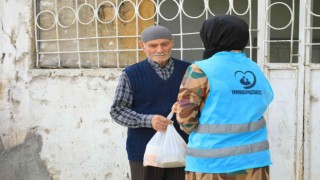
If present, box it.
[0,129,51,180]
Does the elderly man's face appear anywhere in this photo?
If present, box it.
[140,38,174,66]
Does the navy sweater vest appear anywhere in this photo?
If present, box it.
[124,58,190,161]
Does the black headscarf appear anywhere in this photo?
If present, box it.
[200,15,249,59]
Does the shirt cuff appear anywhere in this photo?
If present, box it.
[143,114,153,128]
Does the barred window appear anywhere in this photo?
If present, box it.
[35,0,156,68]
[34,0,319,68]
[34,0,261,68]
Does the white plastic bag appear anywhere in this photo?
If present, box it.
[143,112,186,168]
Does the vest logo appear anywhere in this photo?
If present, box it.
[234,71,256,89]
[232,71,261,95]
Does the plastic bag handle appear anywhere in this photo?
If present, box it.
[167,111,174,121]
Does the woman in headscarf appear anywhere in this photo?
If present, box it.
[172,15,274,180]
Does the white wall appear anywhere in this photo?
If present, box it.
[29,69,129,179]
[0,1,130,179]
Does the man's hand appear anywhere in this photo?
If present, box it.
[151,115,173,132]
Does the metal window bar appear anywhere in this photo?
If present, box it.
[264,1,297,66]
[305,0,320,66]
[34,0,258,68]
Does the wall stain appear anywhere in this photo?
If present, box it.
[104,172,112,179]
[0,137,4,150]
[44,129,51,135]
[0,81,6,101]
[77,118,83,129]
[1,19,17,50]
[0,129,52,180]
[1,53,5,64]
[310,95,319,102]
[15,52,28,65]
[103,128,111,135]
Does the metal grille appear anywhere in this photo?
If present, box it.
[304,0,320,65]
[34,0,320,68]
[34,0,258,68]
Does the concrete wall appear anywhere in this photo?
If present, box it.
[0,1,129,179]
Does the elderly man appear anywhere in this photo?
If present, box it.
[110,25,190,180]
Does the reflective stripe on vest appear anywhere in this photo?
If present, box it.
[194,117,266,134]
[187,140,269,158]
